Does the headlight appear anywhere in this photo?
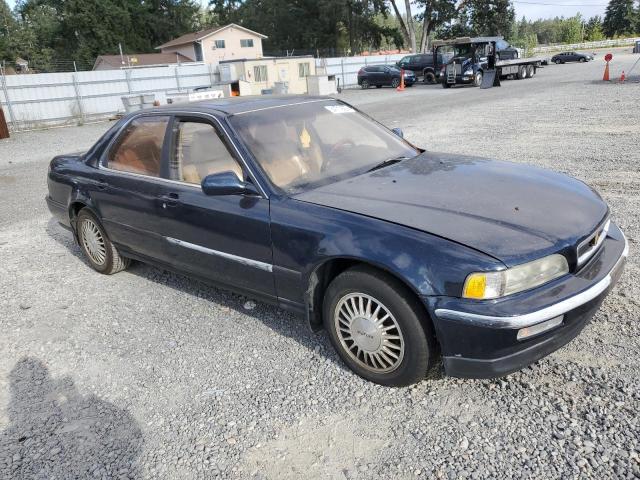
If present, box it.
[463,254,569,300]
[464,69,473,75]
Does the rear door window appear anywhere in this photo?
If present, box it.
[108,116,169,177]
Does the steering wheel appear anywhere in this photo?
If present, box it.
[323,139,356,172]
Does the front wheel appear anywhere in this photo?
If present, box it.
[442,81,451,89]
[76,209,130,274]
[323,266,437,386]
[361,80,370,89]
[391,77,400,88]
[554,59,561,64]
[580,57,586,63]
[473,71,483,87]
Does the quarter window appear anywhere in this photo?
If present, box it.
[108,116,169,177]
[214,39,225,49]
[253,65,268,82]
[298,62,310,78]
[172,121,243,184]
[240,39,254,48]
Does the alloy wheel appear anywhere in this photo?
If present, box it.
[80,218,107,266]
[334,293,405,373]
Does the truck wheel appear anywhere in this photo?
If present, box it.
[516,65,527,79]
[423,71,436,84]
[526,65,534,78]
[473,71,483,87]
[361,80,370,89]
[323,266,437,386]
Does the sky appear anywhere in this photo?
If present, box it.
[5,0,609,22]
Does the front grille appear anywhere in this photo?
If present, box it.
[577,218,610,268]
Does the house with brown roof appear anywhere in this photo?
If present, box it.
[93,52,193,71]
[156,24,267,64]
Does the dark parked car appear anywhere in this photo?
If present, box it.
[46,96,628,386]
[395,53,444,83]
[357,65,415,89]
[551,51,594,64]
[494,38,520,60]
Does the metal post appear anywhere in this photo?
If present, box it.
[0,66,17,131]
[125,69,132,93]
[208,63,215,87]
[340,58,345,88]
[175,66,181,92]
[72,73,85,124]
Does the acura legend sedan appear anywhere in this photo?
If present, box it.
[46,96,627,386]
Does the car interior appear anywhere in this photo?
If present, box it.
[108,117,168,177]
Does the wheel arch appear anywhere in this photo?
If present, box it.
[304,256,437,337]
[67,193,99,240]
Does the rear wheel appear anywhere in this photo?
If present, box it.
[554,59,561,65]
[516,65,527,79]
[323,266,436,386]
[423,71,436,84]
[526,65,535,78]
[76,209,129,274]
[361,80,370,89]
[391,77,400,88]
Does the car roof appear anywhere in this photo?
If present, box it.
[146,95,334,116]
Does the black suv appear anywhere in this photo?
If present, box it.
[396,54,443,84]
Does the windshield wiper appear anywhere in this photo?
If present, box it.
[366,156,409,173]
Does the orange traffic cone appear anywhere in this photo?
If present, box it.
[603,62,610,81]
[397,69,405,91]
[619,70,626,83]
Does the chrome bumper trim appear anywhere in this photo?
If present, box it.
[435,233,628,329]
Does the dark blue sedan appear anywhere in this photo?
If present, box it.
[46,96,628,386]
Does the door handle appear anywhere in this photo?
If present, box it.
[159,193,180,208]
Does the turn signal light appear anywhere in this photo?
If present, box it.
[517,316,564,340]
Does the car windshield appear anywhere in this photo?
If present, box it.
[229,100,419,193]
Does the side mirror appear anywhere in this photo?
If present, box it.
[392,127,404,138]
[201,171,258,196]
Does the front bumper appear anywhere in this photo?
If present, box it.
[427,223,628,378]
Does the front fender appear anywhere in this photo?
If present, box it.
[271,197,503,306]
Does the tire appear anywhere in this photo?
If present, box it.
[473,70,483,87]
[442,80,451,89]
[516,65,527,79]
[323,266,437,386]
[554,59,561,65]
[376,85,382,88]
[76,209,130,274]
[513,50,519,59]
[423,71,436,84]
[526,65,534,78]
[579,57,585,63]
[391,77,400,88]
[361,80,370,89]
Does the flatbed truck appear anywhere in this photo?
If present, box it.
[433,37,546,89]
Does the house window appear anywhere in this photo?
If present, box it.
[240,39,254,48]
[253,65,268,82]
[298,62,310,78]
[214,39,225,49]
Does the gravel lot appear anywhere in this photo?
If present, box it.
[1,48,638,479]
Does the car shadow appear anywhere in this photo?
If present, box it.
[44,218,348,374]
[0,357,144,478]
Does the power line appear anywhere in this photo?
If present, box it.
[512,1,608,6]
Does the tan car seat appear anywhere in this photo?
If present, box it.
[179,127,243,184]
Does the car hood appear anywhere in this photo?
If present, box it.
[293,152,608,266]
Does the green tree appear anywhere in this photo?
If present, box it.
[0,0,18,63]
[560,14,583,43]
[585,15,605,40]
[603,0,635,37]
[463,0,515,37]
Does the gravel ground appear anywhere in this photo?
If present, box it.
[0,47,638,479]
